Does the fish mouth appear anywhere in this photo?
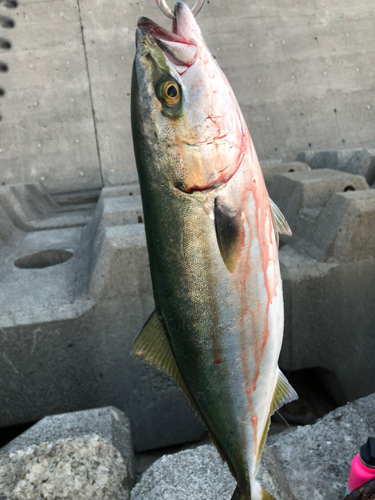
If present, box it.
[137,1,199,67]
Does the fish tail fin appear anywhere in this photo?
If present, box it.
[231,482,276,500]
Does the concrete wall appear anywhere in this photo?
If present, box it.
[0,0,374,192]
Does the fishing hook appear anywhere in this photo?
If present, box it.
[156,0,205,20]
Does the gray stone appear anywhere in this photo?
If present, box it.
[130,445,236,500]
[0,407,134,485]
[0,435,130,500]
[130,443,291,500]
[266,393,375,500]
[296,149,375,186]
[131,393,375,500]
[0,184,205,452]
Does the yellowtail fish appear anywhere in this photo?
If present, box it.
[131,2,297,499]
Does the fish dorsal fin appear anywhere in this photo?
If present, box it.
[214,197,243,273]
[131,310,185,389]
[269,198,292,246]
[270,369,298,415]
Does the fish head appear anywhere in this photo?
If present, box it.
[132,0,245,193]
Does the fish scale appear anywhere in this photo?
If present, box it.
[131,2,297,499]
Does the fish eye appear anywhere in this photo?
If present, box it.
[166,84,178,98]
[159,79,181,106]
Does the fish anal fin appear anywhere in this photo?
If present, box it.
[270,369,298,416]
[269,198,292,247]
[214,197,243,273]
[256,369,298,465]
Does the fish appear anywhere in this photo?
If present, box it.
[130,2,298,499]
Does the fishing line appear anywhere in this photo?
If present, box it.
[275,410,292,430]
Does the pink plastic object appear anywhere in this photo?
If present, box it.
[347,438,375,494]
[347,454,375,492]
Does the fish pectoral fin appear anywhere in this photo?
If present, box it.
[131,310,185,389]
[214,197,243,273]
[269,198,292,247]
[270,369,298,415]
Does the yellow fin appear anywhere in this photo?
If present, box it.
[270,369,298,416]
[132,310,234,476]
[131,310,185,388]
[256,370,298,465]
[269,198,292,246]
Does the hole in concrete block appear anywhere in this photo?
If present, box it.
[344,185,355,192]
[288,169,295,172]
[14,249,73,269]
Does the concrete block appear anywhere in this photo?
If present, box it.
[296,149,375,186]
[311,190,375,262]
[0,183,95,232]
[266,168,375,403]
[280,246,375,403]
[0,184,205,452]
[131,393,375,500]
[260,160,310,186]
[267,168,367,245]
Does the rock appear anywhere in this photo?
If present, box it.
[0,435,130,500]
[131,393,375,500]
[0,407,135,486]
[130,443,292,500]
[131,445,235,500]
